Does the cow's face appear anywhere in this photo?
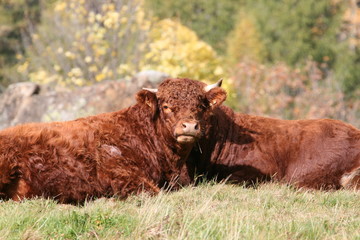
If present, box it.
[137,78,226,146]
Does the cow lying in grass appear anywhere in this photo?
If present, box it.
[0,78,226,203]
[156,80,359,190]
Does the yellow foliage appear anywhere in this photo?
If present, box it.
[95,73,106,82]
[17,0,231,90]
[29,70,63,85]
[226,12,265,65]
[54,2,67,12]
[18,0,151,87]
[144,19,226,82]
[103,11,120,29]
[16,61,28,74]
[68,67,83,78]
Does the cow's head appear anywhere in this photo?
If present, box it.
[136,78,226,146]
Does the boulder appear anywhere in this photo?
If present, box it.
[0,71,169,129]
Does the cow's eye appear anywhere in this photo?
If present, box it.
[199,103,208,110]
[162,104,172,113]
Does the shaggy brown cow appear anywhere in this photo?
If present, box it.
[180,82,360,190]
[0,78,227,203]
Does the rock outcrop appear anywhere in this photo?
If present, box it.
[0,71,169,129]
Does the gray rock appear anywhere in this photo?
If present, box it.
[135,70,170,88]
[0,73,168,129]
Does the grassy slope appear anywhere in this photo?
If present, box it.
[0,182,359,240]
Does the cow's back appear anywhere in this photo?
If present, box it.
[235,116,360,189]
[279,118,360,189]
[0,120,107,202]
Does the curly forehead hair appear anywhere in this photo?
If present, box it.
[157,78,206,103]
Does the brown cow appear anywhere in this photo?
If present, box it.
[176,81,360,190]
[0,78,227,203]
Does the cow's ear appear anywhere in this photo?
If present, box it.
[205,87,227,109]
[136,90,158,116]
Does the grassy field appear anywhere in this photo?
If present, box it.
[0,182,359,240]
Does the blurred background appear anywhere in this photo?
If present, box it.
[0,0,359,128]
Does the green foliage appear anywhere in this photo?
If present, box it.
[2,0,360,103]
[335,47,360,97]
[144,19,225,82]
[0,0,42,87]
[243,0,345,66]
[0,183,359,239]
[145,0,243,53]
[14,0,152,87]
[226,11,265,65]
[241,0,360,95]
[13,0,226,88]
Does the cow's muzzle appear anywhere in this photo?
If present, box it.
[175,120,201,144]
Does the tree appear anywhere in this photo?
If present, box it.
[226,11,265,65]
[243,0,360,95]
[14,0,226,88]
[145,0,243,53]
[14,0,153,87]
[0,0,42,88]
[244,0,345,66]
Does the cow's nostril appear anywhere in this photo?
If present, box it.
[180,121,200,133]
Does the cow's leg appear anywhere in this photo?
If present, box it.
[111,175,160,199]
[340,166,360,190]
[0,162,33,201]
[98,147,161,198]
[6,178,32,201]
[97,165,160,199]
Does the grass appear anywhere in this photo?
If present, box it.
[0,182,359,240]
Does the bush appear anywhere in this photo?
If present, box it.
[240,0,360,95]
[243,0,346,66]
[335,47,360,97]
[13,0,228,88]
[231,60,360,126]
[226,10,265,65]
[0,0,41,87]
[143,19,225,82]
[14,0,152,87]
[145,0,243,53]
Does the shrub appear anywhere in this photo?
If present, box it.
[143,19,225,82]
[232,60,360,126]
[15,0,152,87]
[243,0,346,66]
[0,0,41,87]
[225,11,265,65]
[240,0,360,95]
[145,0,243,53]
[14,0,227,89]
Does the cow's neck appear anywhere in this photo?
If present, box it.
[195,106,278,182]
[194,107,258,172]
[102,105,187,188]
[152,118,195,184]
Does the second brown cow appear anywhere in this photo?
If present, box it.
[167,80,360,190]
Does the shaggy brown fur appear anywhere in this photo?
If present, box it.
[182,84,360,190]
[0,78,226,203]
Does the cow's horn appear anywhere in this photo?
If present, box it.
[143,88,158,93]
[204,78,223,92]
